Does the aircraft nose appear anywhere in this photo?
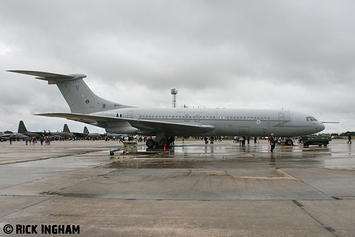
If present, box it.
[318,122,325,132]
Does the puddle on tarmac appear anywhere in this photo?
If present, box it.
[40,191,99,198]
[104,143,355,169]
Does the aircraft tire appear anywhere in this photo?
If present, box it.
[157,140,166,148]
[146,139,155,148]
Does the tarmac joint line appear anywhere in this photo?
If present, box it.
[292,200,338,237]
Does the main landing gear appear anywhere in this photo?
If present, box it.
[146,136,175,149]
[146,138,155,148]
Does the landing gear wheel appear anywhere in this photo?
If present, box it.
[146,139,155,148]
[157,140,165,148]
[285,140,293,146]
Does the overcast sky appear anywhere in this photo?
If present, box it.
[0,0,354,134]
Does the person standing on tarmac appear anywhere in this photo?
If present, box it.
[270,133,276,152]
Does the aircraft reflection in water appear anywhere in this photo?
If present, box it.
[9,70,325,148]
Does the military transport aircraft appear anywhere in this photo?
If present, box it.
[83,126,103,140]
[18,120,45,138]
[46,124,74,139]
[8,70,325,148]
[0,131,28,141]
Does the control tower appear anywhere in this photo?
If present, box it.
[171,88,178,108]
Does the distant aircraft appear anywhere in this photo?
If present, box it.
[83,126,103,139]
[18,120,45,138]
[0,131,28,141]
[0,132,12,141]
[47,124,74,139]
[9,70,325,147]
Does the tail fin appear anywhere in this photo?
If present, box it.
[63,124,71,133]
[8,70,132,114]
[83,126,89,135]
[18,120,27,133]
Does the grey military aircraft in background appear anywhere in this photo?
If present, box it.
[9,70,325,148]
[0,131,28,141]
[0,132,11,141]
[83,126,103,139]
[18,120,45,139]
[46,124,74,139]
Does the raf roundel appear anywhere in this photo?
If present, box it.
[256,120,261,125]
[86,100,90,104]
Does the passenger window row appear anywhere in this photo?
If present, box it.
[138,115,270,120]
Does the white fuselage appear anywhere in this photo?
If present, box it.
[97,108,325,137]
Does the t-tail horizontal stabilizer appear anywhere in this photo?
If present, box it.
[8,70,132,114]
[7,70,86,84]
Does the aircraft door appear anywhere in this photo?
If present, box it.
[278,113,284,127]
[127,110,133,119]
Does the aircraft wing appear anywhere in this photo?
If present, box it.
[36,113,215,135]
[126,118,215,135]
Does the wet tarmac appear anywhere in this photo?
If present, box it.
[0,139,354,236]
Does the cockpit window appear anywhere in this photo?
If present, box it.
[306,116,318,121]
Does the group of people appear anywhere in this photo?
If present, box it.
[25,136,52,145]
[118,136,146,143]
[16,132,352,152]
[204,137,215,144]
